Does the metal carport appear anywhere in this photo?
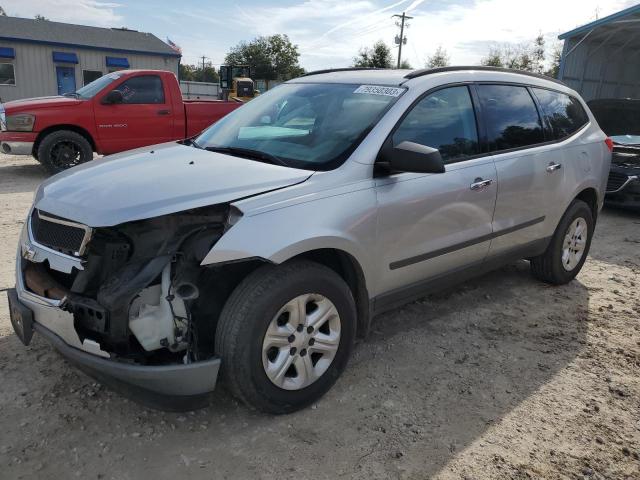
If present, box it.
[558,4,640,101]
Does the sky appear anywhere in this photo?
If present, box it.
[2,0,638,71]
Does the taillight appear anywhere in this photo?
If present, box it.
[604,137,614,152]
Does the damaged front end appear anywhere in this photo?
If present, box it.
[12,204,239,409]
[606,145,640,208]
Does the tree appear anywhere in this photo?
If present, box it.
[179,63,219,83]
[34,14,48,20]
[426,46,450,68]
[480,38,546,72]
[0,6,6,16]
[545,41,563,78]
[225,34,304,85]
[353,40,393,68]
[399,59,412,69]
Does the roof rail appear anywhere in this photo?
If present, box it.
[404,65,566,86]
[300,67,386,77]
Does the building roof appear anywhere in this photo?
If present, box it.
[0,16,180,57]
[559,3,640,40]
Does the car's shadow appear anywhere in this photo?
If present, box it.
[588,206,640,269]
[0,260,590,479]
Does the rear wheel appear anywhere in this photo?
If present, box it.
[530,199,594,285]
[215,260,356,414]
[37,130,93,174]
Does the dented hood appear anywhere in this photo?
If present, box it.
[34,142,313,227]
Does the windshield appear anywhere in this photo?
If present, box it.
[195,82,404,170]
[611,134,640,146]
[73,72,123,99]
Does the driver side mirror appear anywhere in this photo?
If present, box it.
[378,141,445,174]
[102,89,123,105]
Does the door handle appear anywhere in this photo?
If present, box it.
[546,162,562,172]
[470,178,493,191]
[157,109,171,115]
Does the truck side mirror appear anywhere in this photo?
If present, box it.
[378,140,445,174]
[103,89,123,105]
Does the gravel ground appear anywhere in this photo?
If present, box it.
[0,153,638,480]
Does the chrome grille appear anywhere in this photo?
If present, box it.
[30,210,92,256]
[606,171,629,193]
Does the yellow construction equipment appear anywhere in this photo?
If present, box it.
[219,65,259,102]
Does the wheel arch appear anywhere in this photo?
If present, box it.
[287,248,372,338]
[33,124,96,155]
[574,186,599,222]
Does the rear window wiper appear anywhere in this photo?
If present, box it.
[204,146,289,167]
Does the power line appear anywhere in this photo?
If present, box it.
[392,11,413,68]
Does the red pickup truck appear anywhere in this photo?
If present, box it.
[0,70,242,172]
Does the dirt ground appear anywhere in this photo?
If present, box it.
[0,153,638,480]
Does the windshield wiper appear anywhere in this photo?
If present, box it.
[204,146,289,167]
[63,92,80,98]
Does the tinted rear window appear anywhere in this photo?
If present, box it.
[532,88,588,139]
[477,84,544,152]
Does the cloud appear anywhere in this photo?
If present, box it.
[251,0,637,70]
[2,0,123,26]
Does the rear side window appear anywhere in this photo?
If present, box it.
[532,88,588,139]
[477,84,544,152]
[393,85,479,163]
[115,75,165,104]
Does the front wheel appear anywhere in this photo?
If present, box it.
[37,130,93,174]
[531,199,594,285]
[215,260,356,414]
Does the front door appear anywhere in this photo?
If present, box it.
[93,74,176,153]
[374,85,498,297]
[56,67,76,95]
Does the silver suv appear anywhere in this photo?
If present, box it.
[8,67,611,413]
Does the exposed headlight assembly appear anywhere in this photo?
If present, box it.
[6,114,35,132]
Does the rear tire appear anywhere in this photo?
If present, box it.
[215,260,356,414]
[37,130,93,174]
[530,199,594,285]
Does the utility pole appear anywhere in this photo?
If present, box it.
[200,55,209,81]
[393,12,413,68]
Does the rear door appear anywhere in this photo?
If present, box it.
[93,74,176,153]
[476,84,562,257]
[375,85,498,296]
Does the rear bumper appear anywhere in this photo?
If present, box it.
[0,132,37,155]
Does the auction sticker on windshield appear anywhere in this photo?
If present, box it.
[353,85,404,97]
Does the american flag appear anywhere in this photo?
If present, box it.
[166,38,182,54]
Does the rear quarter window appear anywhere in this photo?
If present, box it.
[532,88,588,140]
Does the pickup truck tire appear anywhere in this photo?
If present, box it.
[530,199,594,285]
[215,260,356,414]
[37,130,93,174]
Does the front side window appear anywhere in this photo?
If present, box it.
[115,75,165,104]
[0,63,15,85]
[392,85,479,163]
[532,88,588,139]
[195,83,404,170]
[477,84,543,152]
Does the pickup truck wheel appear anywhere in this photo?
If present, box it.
[37,130,93,174]
[530,199,594,285]
[215,260,356,414]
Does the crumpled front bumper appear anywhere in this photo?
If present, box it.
[10,233,222,411]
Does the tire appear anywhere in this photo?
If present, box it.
[37,130,93,174]
[215,260,357,414]
[530,199,594,285]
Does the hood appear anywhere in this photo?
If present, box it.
[588,98,640,138]
[2,96,82,112]
[34,142,313,227]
